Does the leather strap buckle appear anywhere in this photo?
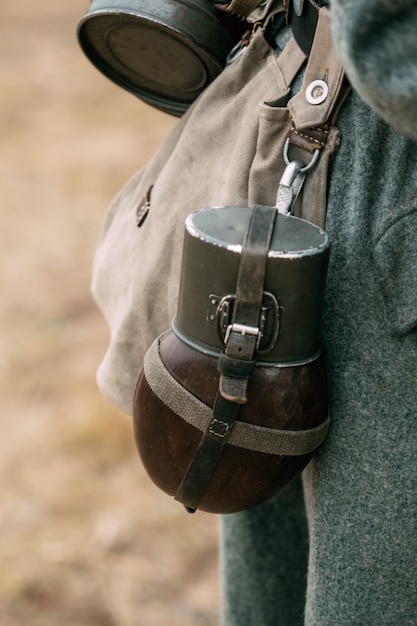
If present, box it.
[224,322,262,349]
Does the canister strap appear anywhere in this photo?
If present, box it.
[220,204,277,403]
[173,205,278,510]
[143,334,330,457]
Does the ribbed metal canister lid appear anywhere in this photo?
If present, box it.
[77,0,239,116]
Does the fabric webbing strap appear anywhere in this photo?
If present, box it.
[143,333,330,457]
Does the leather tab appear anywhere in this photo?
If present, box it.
[218,351,257,403]
[288,123,330,153]
[219,376,250,403]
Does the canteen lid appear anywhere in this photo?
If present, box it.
[187,205,329,257]
[173,206,330,365]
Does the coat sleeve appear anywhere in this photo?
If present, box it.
[330,0,417,141]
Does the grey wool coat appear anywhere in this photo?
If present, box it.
[91,0,417,624]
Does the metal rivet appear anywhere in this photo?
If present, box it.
[306,80,329,105]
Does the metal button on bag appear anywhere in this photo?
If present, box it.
[306,79,329,105]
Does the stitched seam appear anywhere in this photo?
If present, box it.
[291,126,329,148]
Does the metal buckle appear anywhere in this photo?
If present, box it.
[224,322,261,349]
[209,291,280,353]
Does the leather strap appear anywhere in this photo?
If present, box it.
[174,391,240,512]
[285,0,321,55]
[219,204,277,403]
[174,204,278,511]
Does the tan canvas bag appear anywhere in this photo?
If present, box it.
[92,7,346,415]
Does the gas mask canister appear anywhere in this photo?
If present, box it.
[77,0,250,116]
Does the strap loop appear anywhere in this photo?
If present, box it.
[217,352,257,378]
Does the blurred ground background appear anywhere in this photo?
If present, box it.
[0,1,219,624]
